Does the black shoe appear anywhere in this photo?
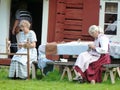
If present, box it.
[77,77,85,83]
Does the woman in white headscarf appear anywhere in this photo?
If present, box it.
[73,25,111,84]
[9,20,37,79]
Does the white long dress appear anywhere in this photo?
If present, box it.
[74,34,109,72]
[9,30,37,79]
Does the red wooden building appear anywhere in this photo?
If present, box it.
[1,0,119,61]
[47,0,100,42]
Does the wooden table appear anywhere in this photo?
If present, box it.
[37,42,90,80]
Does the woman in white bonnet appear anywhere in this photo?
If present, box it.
[9,20,37,80]
[73,25,111,84]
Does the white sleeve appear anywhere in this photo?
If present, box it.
[96,36,109,54]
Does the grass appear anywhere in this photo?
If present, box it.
[0,66,120,90]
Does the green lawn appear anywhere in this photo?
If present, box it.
[0,66,120,90]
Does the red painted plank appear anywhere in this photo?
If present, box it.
[48,0,57,42]
[66,0,83,4]
[56,14,65,23]
[82,0,99,34]
[0,58,11,66]
[81,35,94,41]
[57,0,65,3]
[65,9,83,19]
[64,34,81,39]
[66,4,83,9]
[54,0,84,42]
[56,3,66,13]
[65,20,82,25]
[66,0,83,9]
[64,24,82,30]
[64,31,82,35]
[55,23,64,32]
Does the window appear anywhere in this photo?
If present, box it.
[104,2,118,35]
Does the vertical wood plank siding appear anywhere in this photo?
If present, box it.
[48,0,99,42]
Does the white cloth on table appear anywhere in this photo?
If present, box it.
[74,34,109,72]
[57,41,90,55]
[109,42,120,58]
[37,41,92,69]
[37,41,91,56]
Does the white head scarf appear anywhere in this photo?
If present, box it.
[88,25,104,34]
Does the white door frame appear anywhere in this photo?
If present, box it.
[0,0,11,58]
[41,0,49,44]
[99,0,120,42]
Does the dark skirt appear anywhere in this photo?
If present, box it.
[74,54,111,83]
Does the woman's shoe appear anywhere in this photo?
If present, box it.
[78,77,85,83]
[73,76,85,83]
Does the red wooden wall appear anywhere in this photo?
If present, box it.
[47,0,56,42]
[48,0,100,42]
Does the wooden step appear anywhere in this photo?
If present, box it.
[0,58,11,66]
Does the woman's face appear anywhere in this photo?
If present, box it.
[20,25,29,33]
[90,31,99,38]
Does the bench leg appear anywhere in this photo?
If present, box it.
[60,67,67,80]
[66,67,72,81]
[60,66,72,81]
[103,71,109,82]
[32,63,36,79]
[110,70,115,84]
[116,67,120,78]
[40,68,45,77]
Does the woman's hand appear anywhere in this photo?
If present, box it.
[23,42,36,48]
[18,41,36,49]
[18,43,24,48]
[23,43,30,48]
[88,43,96,50]
[18,42,29,49]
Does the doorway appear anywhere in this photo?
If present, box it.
[10,0,43,53]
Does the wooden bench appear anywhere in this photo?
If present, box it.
[31,61,38,79]
[48,61,75,81]
[32,61,75,81]
[103,64,120,84]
